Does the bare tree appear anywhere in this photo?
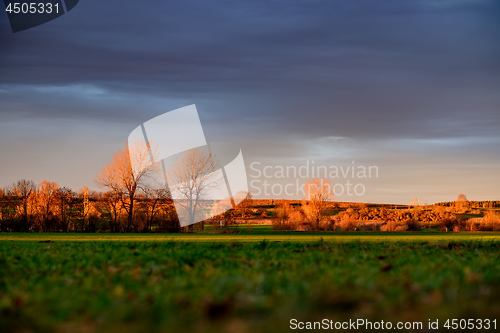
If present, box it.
[56,187,73,232]
[168,148,219,232]
[12,179,37,231]
[35,180,59,231]
[141,186,171,232]
[100,191,122,232]
[456,194,469,207]
[95,143,156,232]
[303,178,334,229]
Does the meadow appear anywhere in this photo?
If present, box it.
[1,232,500,332]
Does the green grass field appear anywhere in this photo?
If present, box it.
[1,233,500,332]
[2,230,500,243]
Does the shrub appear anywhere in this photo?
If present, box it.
[338,215,357,231]
[480,210,500,231]
[272,204,291,230]
[404,219,421,231]
[394,225,408,232]
[438,217,458,231]
[319,218,335,231]
[272,207,307,231]
[359,223,379,232]
[465,219,478,231]
[289,210,307,230]
[380,220,397,232]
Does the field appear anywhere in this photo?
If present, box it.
[1,232,500,332]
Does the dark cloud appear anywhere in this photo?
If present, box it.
[0,0,499,202]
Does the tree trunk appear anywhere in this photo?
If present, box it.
[127,194,134,232]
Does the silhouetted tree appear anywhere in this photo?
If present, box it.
[141,186,170,232]
[12,179,37,231]
[57,187,74,232]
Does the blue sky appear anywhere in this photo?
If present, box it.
[1,0,499,203]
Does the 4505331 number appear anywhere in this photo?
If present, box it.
[5,2,59,14]
[444,319,497,330]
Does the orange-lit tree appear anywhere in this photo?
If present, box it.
[34,180,59,231]
[303,178,334,229]
[95,142,156,232]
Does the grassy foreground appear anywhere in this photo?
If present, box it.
[1,233,500,332]
[2,230,500,243]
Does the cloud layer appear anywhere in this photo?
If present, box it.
[1,0,499,203]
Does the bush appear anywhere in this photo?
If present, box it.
[272,204,291,230]
[394,225,408,232]
[480,211,500,231]
[272,206,307,231]
[404,219,421,231]
[362,223,381,232]
[438,217,459,231]
[465,219,478,231]
[318,218,335,231]
[380,220,397,232]
[338,215,357,231]
[289,210,307,230]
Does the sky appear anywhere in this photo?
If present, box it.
[1,0,499,204]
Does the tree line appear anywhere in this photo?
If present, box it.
[0,144,244,233]
[0,179,179,233]
[435,200,500,208]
